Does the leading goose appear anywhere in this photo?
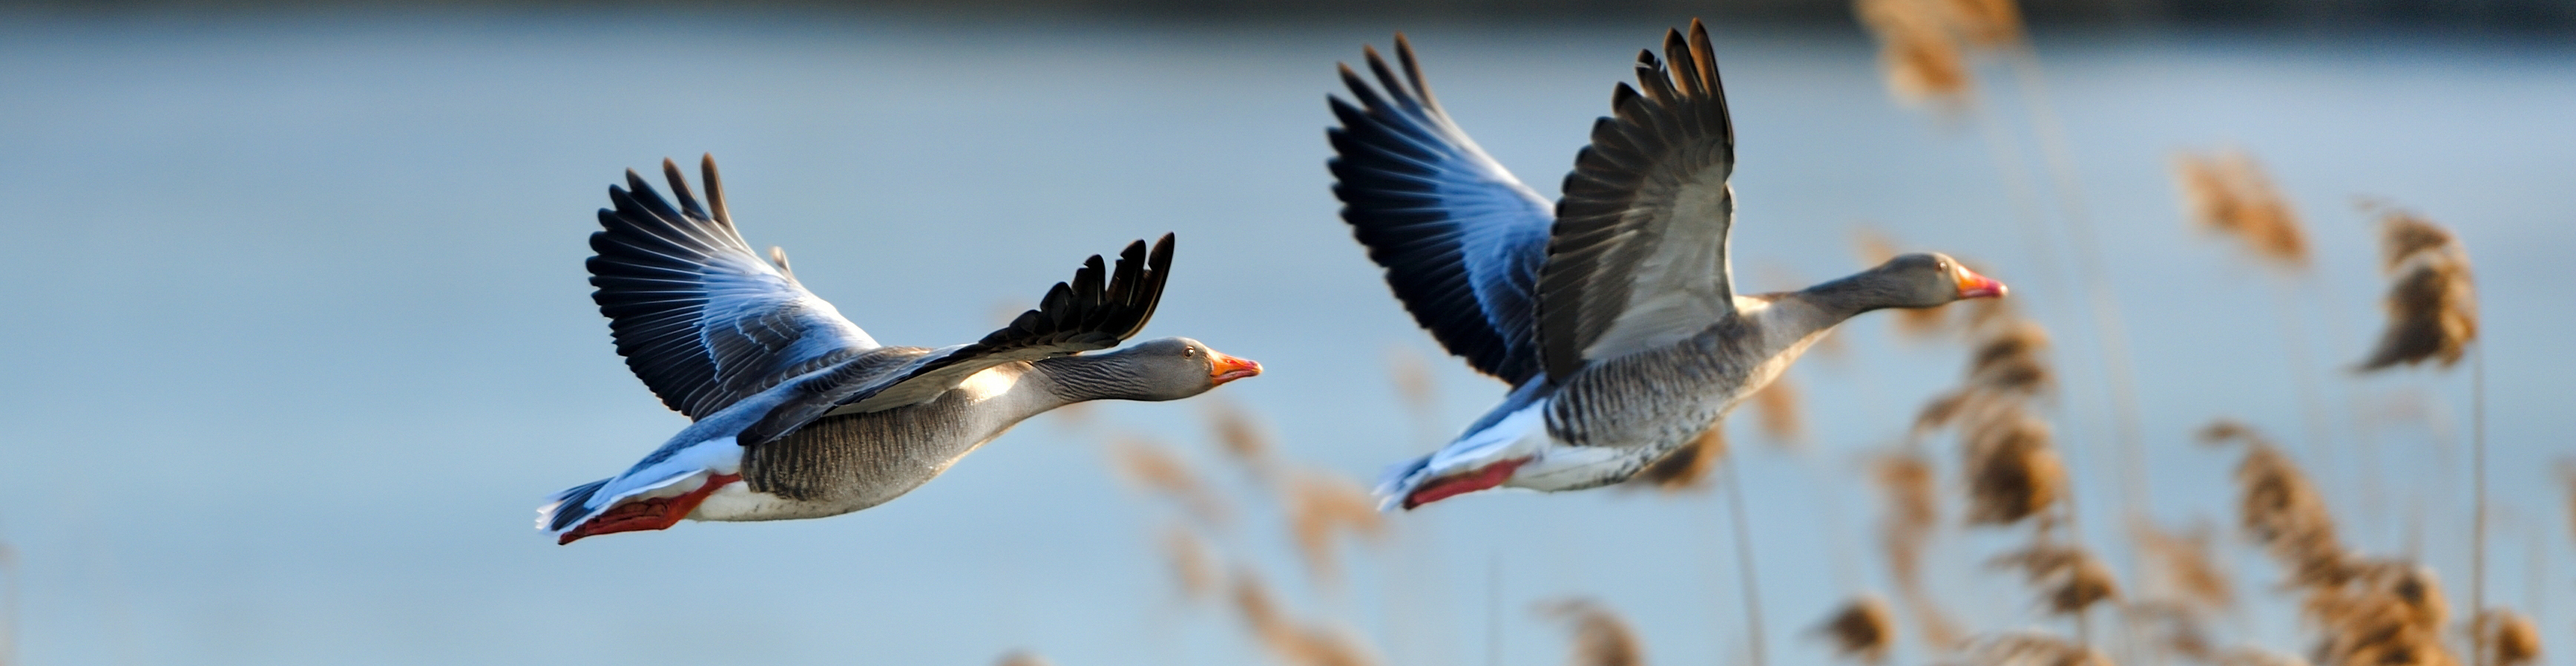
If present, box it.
[1330,21,2005,509]
[540,156,1261,543]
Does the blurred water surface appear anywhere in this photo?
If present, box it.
[0,11,2569,666]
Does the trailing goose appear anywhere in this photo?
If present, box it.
[1330,20,2005,509]
[540,156,1261,543]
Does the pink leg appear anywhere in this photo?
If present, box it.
[559,473,743,545]
[1402,457,1530,509]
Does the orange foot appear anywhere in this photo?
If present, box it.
[559,473,742,545]
[1402,457,1528,509]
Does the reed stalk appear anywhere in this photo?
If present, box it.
[1725,460,1772,666]
[2469,342,2487,666]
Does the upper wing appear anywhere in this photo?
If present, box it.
[737,235,1175,445]
[588,155,880,420]
[1535,20,1739,380]
[1328,34,1555,386]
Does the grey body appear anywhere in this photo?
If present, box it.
[542,155,1249,539]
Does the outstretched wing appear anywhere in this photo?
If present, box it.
[1536,20,1739,380]
[1329,34,1554,387]
[588,155,879,420]
[736,235,1176,445]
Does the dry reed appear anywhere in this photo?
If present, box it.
[1284,471,1387,583]
[1874,451,1938,595]
[1385,345,1438,417]
[1749,376,1806,446]
[993,650,1051,666]
[1162,524,1220,601]
[2560,460,2576,544]
[1962,407,2064,526]
[1872,451,1964,650]
[2217,647,2313,666]
[2174,149,2309,267]
[1206,396,1281,483]
[2302,561,2456,666]
[2131,518,2234,611]
[1231,569,1380,666]
[1967,321,2055,397]
[1106,435,1229,526]
[1,541,12,666]
[2126,601,2218,662]
[1632,424,1724,492]
[2356,208,2477,371]
[2473,609,2540,666]
[1940,0,2023,45]
[2204,422,2346,585]
[1542,598,1647,666]
[1990,542,2120,615]
[1855,0,1973,106]
[1814,595,1896,664]
[1961,633,2114,666]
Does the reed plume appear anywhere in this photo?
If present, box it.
[1968,321,2054,397]
[1940,0,2024,45]
[1962,633,2114,666]
[1990,542,2120,615]
[1962,406,2064,526]
[1385,345,1438,417]
[1815,595,1896,664]
[1542,598,1647,666]
[1106,435,1229,526]
[2303,561,2456,666]
[1749,375,1806,447]
[1230,569,1380,666]
[2473,609,2540,666]
[1632,424,1723,492]
[1206,397,1281,483]
[2204,421,2345,585]
[2356,208,2477,371]
[1284,470,1387,584]
[2126,601,2218,662]
[1855,0,1974,107]
[2130,518,2234,611]
[2217,648,2313,666]
[2174,149,2308,267]
[1162,524,1220,601]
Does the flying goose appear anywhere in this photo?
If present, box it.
[1329,20,2005,509]
[540,156,1261,543]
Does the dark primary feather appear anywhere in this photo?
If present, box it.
[1537,19,1740,379]
[588,155,878,419]
[1329,35,1555,386]
[736,235,1177,446]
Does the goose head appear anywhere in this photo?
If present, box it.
[1813,252,2008,313]
[1059,337,1262,402]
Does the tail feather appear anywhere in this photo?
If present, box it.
[1372,454,1436,511]
[538,479,611,533]
[1370,396,1552,510]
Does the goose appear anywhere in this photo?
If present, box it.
[539,156,1261,543]
[1329,20,2005,509]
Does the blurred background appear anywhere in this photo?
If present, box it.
[0,2,2569,665]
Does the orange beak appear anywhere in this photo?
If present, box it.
[1209,353,1262,385]
[1955,265,2008,299]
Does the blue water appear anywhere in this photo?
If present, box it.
[0,11,2569,666]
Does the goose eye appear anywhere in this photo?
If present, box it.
[1183,347,1197,358]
